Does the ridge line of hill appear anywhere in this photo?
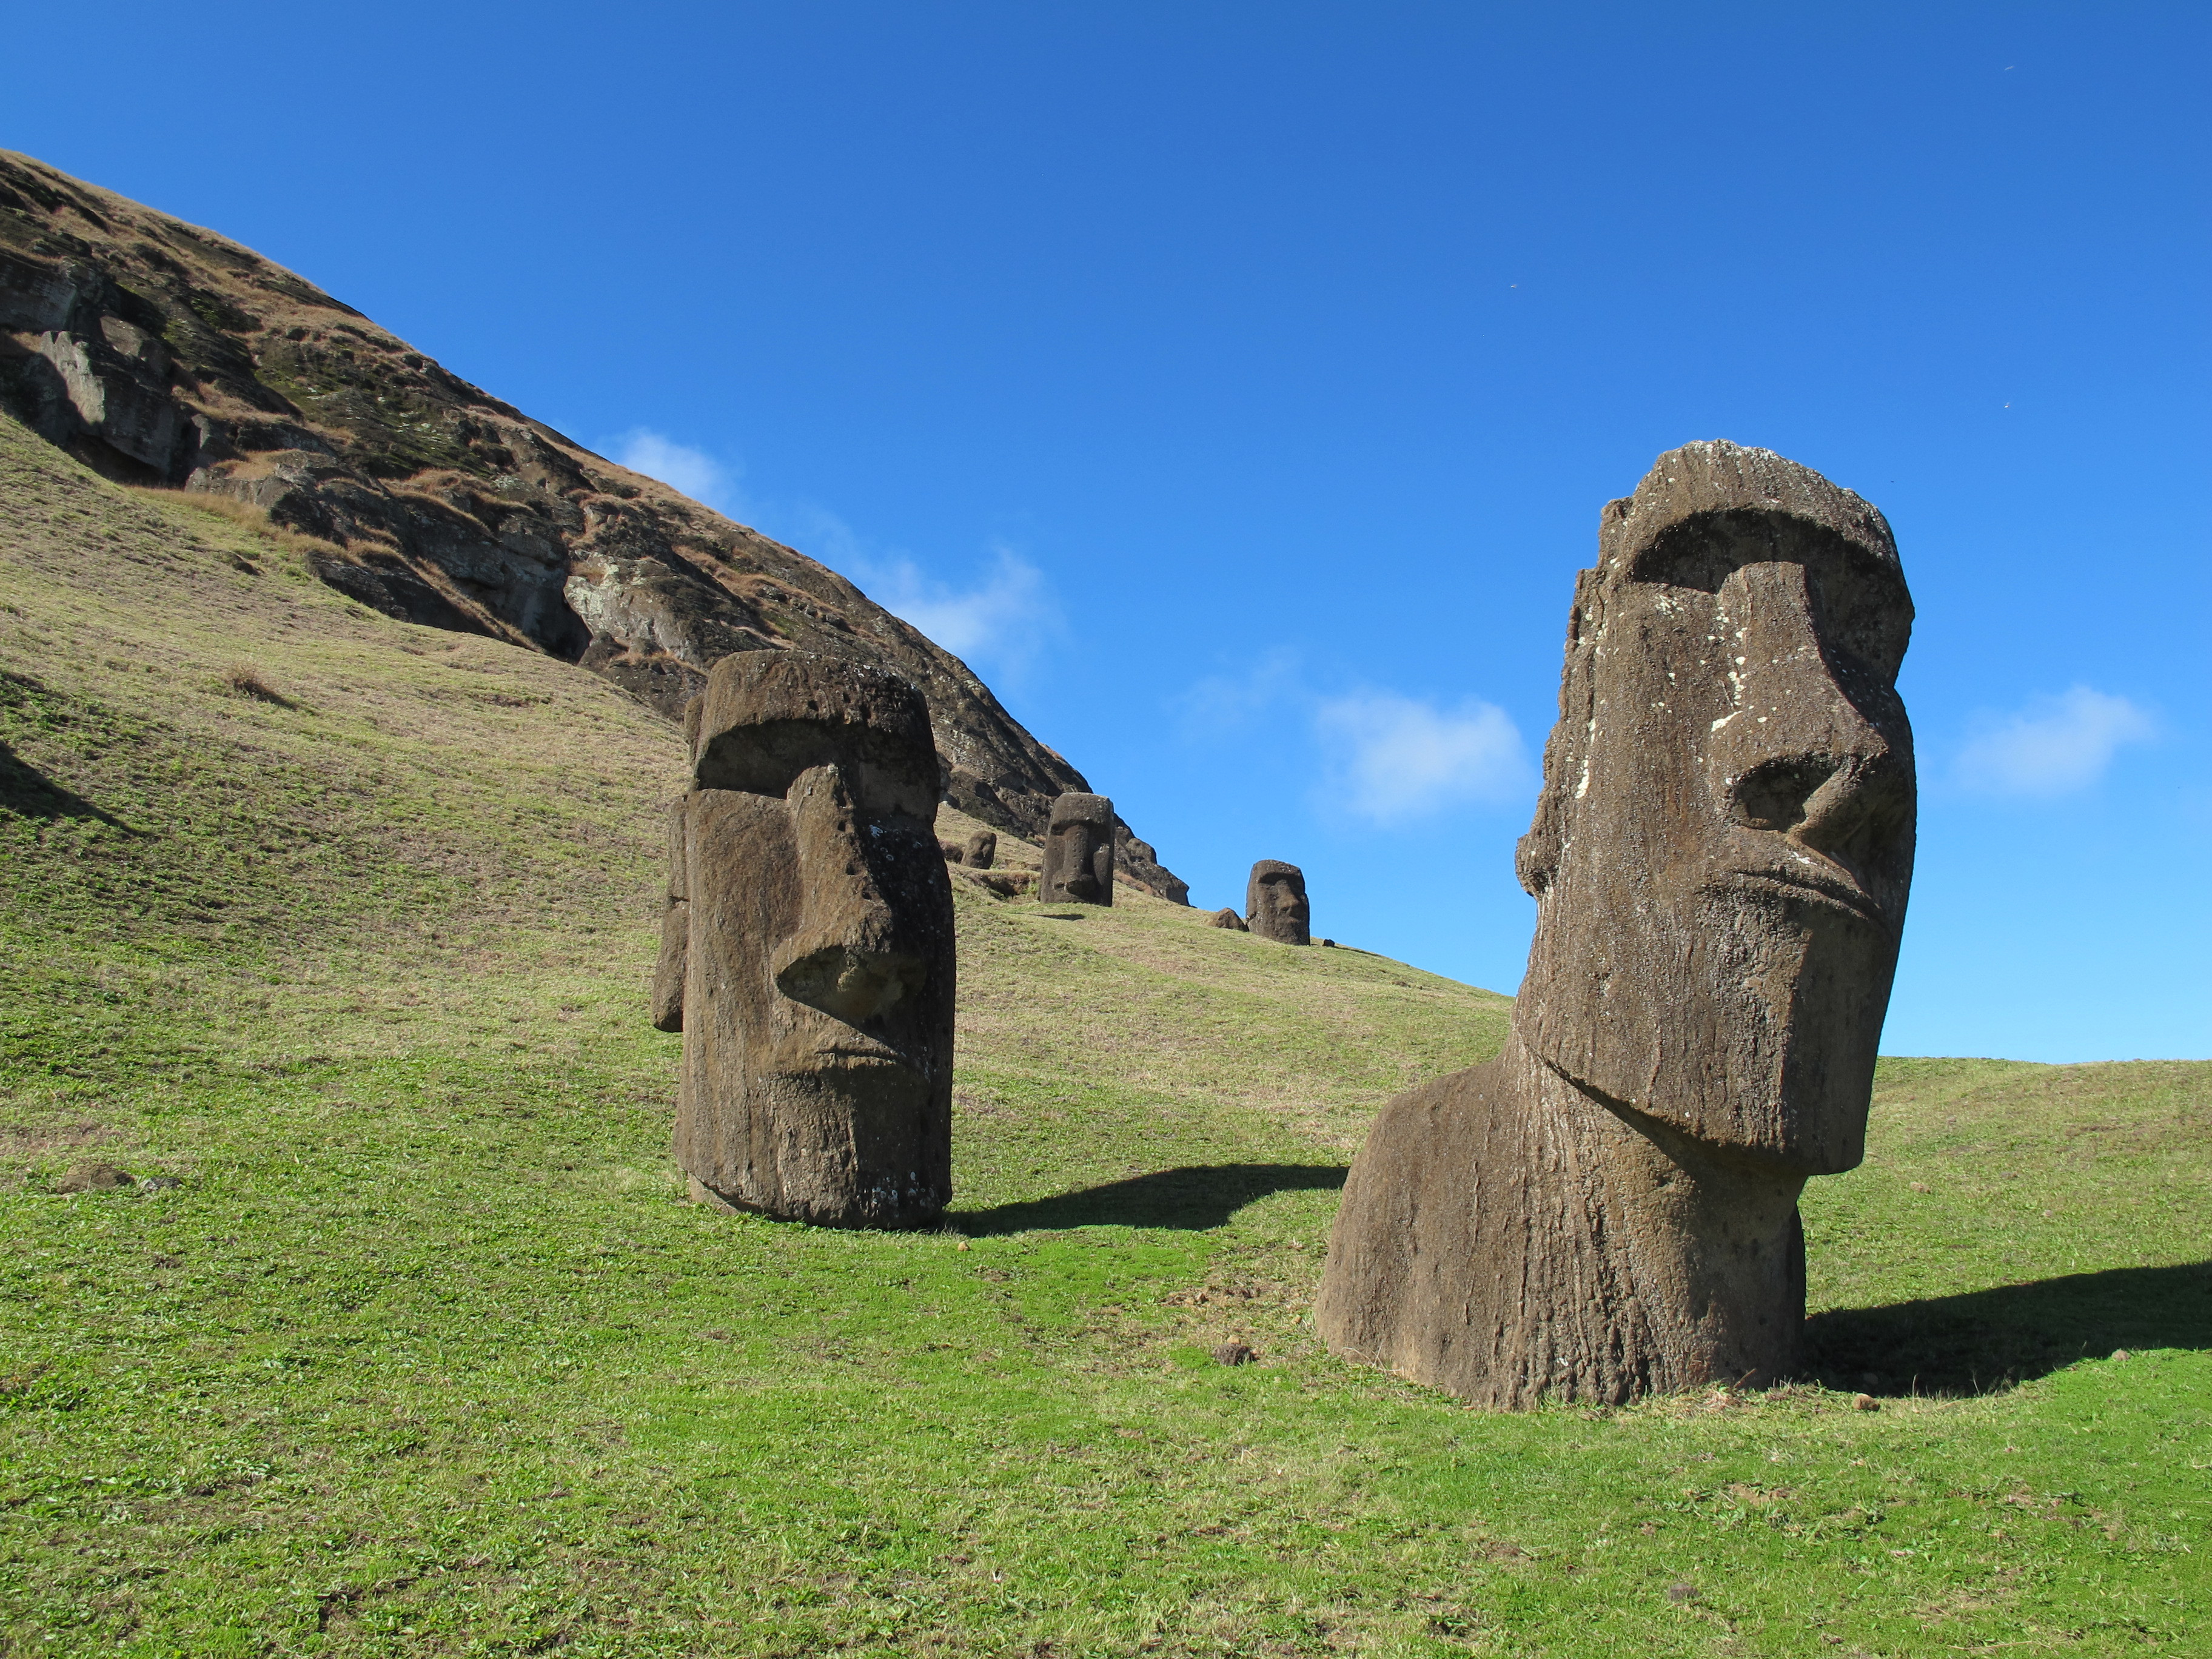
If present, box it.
[0,149,1188,902]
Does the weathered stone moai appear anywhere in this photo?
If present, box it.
[964,830,997,870]
[1208,906,1248,931]
[939,839,966,863]
[1245,860,1310,945]
[652,651,956,1228]
[1316,441,1917,1406]
[1039,792,1114,905]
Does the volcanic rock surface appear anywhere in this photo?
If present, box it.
[0,150,1185,900]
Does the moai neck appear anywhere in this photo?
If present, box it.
[1507,1037,1809,1399]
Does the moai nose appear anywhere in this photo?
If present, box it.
[773,763,928,1025]
[1709,562,1912,893]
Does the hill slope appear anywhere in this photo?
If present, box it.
[0,150,1187,900]
[2,417,2208,1654]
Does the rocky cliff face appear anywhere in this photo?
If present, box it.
[0,151,1187,902]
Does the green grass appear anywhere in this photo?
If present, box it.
[1,411,2207,1655]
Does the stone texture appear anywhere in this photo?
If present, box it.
[649,799,688,1033]
[963,830,996,869]
[1039,793,1115,905]
[1316,441,1916,1407]
[0,149,1188,906]
[657,651,954,1228]
[939,839,966,863]
[1245,860,1310,945]
[1208,906,1247,931]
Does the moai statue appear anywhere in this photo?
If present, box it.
[1245,860,1310,945]
[939,839,966,863]
[964,830,997,870]
[1208,906,1248,931]
[1039,792,1114,905]
[1316,441,1916,1406]
[652,651,956,1228]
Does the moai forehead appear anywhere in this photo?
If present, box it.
[690,651,939,816]
[1048,792,1114,831]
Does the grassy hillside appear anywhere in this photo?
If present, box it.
[1,409,2206,1657]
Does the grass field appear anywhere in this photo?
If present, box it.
[2,411,2207,1656]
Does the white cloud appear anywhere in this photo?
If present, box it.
[1955,686,2154,797]
[606,429,745,516]
[1313,689,1530,825]
[1175,648,1303,739]
[857,541,1061,674]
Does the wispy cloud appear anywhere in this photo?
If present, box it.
[867,545,1058,667]
[606,428,745,517]
[1175,648,1303,739]
[1954,686,2154,797]
[788,504,1060,677]
[1313,690,1530,824]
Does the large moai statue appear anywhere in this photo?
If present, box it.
[652,651,956,1228]
[1245,860,1310,945]
[1039,792,1115,905]
[1316,441,1916,1406]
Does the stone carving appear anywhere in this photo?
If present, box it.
[964,830,997,869]
[649,799,688,1033]
[1039,793,1115,905]
[1245,860,1311,945]
[652,651,956,1228]
[1208,906,1248,931]
[939,839,966,863]
[1316,441,1916,1406]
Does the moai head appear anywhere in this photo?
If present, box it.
[1245,860,1311,945]
[1039,793,1114,904]
[675,651,955,1227]
[1514,442,1915,1176]
[964,830,997,870]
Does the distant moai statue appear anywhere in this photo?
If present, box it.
[1208,906,1248,931]
[652,651,956,1228]
[1245,860,1310,945]
[964,830,997,870]
[1317,441,1917,1406]
[1039,793,1114,905]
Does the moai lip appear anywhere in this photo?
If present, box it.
[1316,441,1916,1406]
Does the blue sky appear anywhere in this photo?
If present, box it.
[11,2,2205,1061]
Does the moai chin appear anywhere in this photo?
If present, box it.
[1245,860,1310,945]
[1039,793,1114,905]
[652,651,956,1228]
[1316,441,1917,1406]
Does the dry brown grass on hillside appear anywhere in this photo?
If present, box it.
[124,486,348,565]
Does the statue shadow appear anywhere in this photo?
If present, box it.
[0,739,133,830]
[953,1162,1347,1236]
[1805,1261,2212,1396]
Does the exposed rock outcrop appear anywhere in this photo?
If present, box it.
[0,150,1187,901]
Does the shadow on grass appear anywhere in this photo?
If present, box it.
[1806,1261,2212,1396]
[0,739,132,830]
[954,1162,1347,1236]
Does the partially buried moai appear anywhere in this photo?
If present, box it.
[1039,793,1114,905]
[1245,860,1310,945]
[964,830,997,870]
[652,651,956,1228]
[1316,441,1916,1406]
